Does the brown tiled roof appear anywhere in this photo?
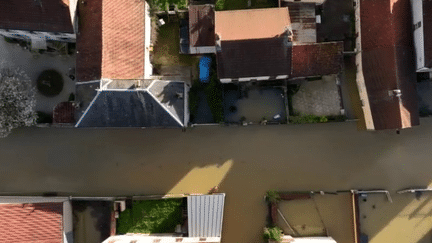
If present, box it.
[215,7,291,41]
[0,0,73,33]
[360,0,419,130]
[291,42,343,78]
[76,0,102,82]
[189,5,215,47]
[53,102,76,124]
[0,203,63,243]
[216,38,292,79]
[76,0,145,82]
[423,0,432,68]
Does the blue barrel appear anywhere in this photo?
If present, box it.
[199,56,212,83]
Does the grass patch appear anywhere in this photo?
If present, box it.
[204,73,224,123]
[117,199,183,234]
[188,79,201,122]
[153,20,199,67]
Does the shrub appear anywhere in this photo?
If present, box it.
[289,114,328,124]
[215,0,225,11]
[68,93,75,102]
[266,190,281,203]
[263,226,283,242]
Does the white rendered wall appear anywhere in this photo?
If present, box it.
[411,0,425,70]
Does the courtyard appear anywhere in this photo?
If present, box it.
[0,37,76,116]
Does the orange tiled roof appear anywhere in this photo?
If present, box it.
[0,203,63,243]
[215,7,291,41]
[77,0,146,81]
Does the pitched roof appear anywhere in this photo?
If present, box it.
[215,7,291,41]
[291,42,343,78]
[76,0,146,82]
[0,0,73,33]
[76,0,103,81]
[0,203,63,243]
[75,81,185,128]
[359,0,419,130]
[189,5,215,47]
[216,37,292,79]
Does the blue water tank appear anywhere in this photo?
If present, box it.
[199,56,212,83]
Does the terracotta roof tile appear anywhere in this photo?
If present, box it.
[360,0,419,130]
[76,0,146,82]
[0,203,63,243]
[0,0,73,33]
[215,7,291,41]
[101,0,145,79]
[189,5,215,47]
[291,42,343,78]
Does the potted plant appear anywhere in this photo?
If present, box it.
[263,226,283,243]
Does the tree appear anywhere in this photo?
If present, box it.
[150,0,188,11]
[0,65,37,138]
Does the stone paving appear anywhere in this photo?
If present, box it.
[0,37,76,114]
[292,74,342,116]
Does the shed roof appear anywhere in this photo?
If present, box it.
[216,37,292,79]
[291,42,343,78]
[53,102,76,124]
[188,194,225,238]
[189,5,215,47]
[0,0,73,33]
[359,0,419,130]
[282,2,317,43]
[215,7,291,41]
[0,203,63,242]
[76,0,146,82]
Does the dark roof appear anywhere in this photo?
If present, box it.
[189,5,215,47]
[291,42,343,78]
[0,203,63,242]
[76,0,102,81]
[281,1,317,43]
[423,0,432,68]
[360,0,419,130]
[76,0,146,82]
[76,89,184,128]
[53,102,75,124]
[216,37,292,79]
[0,0,73,33]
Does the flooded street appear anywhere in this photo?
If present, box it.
[2,119,432,242]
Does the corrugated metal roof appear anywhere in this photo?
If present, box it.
[188,194,225,238]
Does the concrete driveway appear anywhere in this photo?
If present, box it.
[0,37,76,114]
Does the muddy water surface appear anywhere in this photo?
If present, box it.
[2,119,432,242]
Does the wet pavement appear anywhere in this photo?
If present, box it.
[3,119,432,242]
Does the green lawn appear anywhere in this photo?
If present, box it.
[153,20,199,67]
[117,199,183,234]
[216,0,278,11]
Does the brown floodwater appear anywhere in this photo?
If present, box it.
[2,119,432,242]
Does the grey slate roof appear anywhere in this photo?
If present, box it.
[75,84,185,128]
